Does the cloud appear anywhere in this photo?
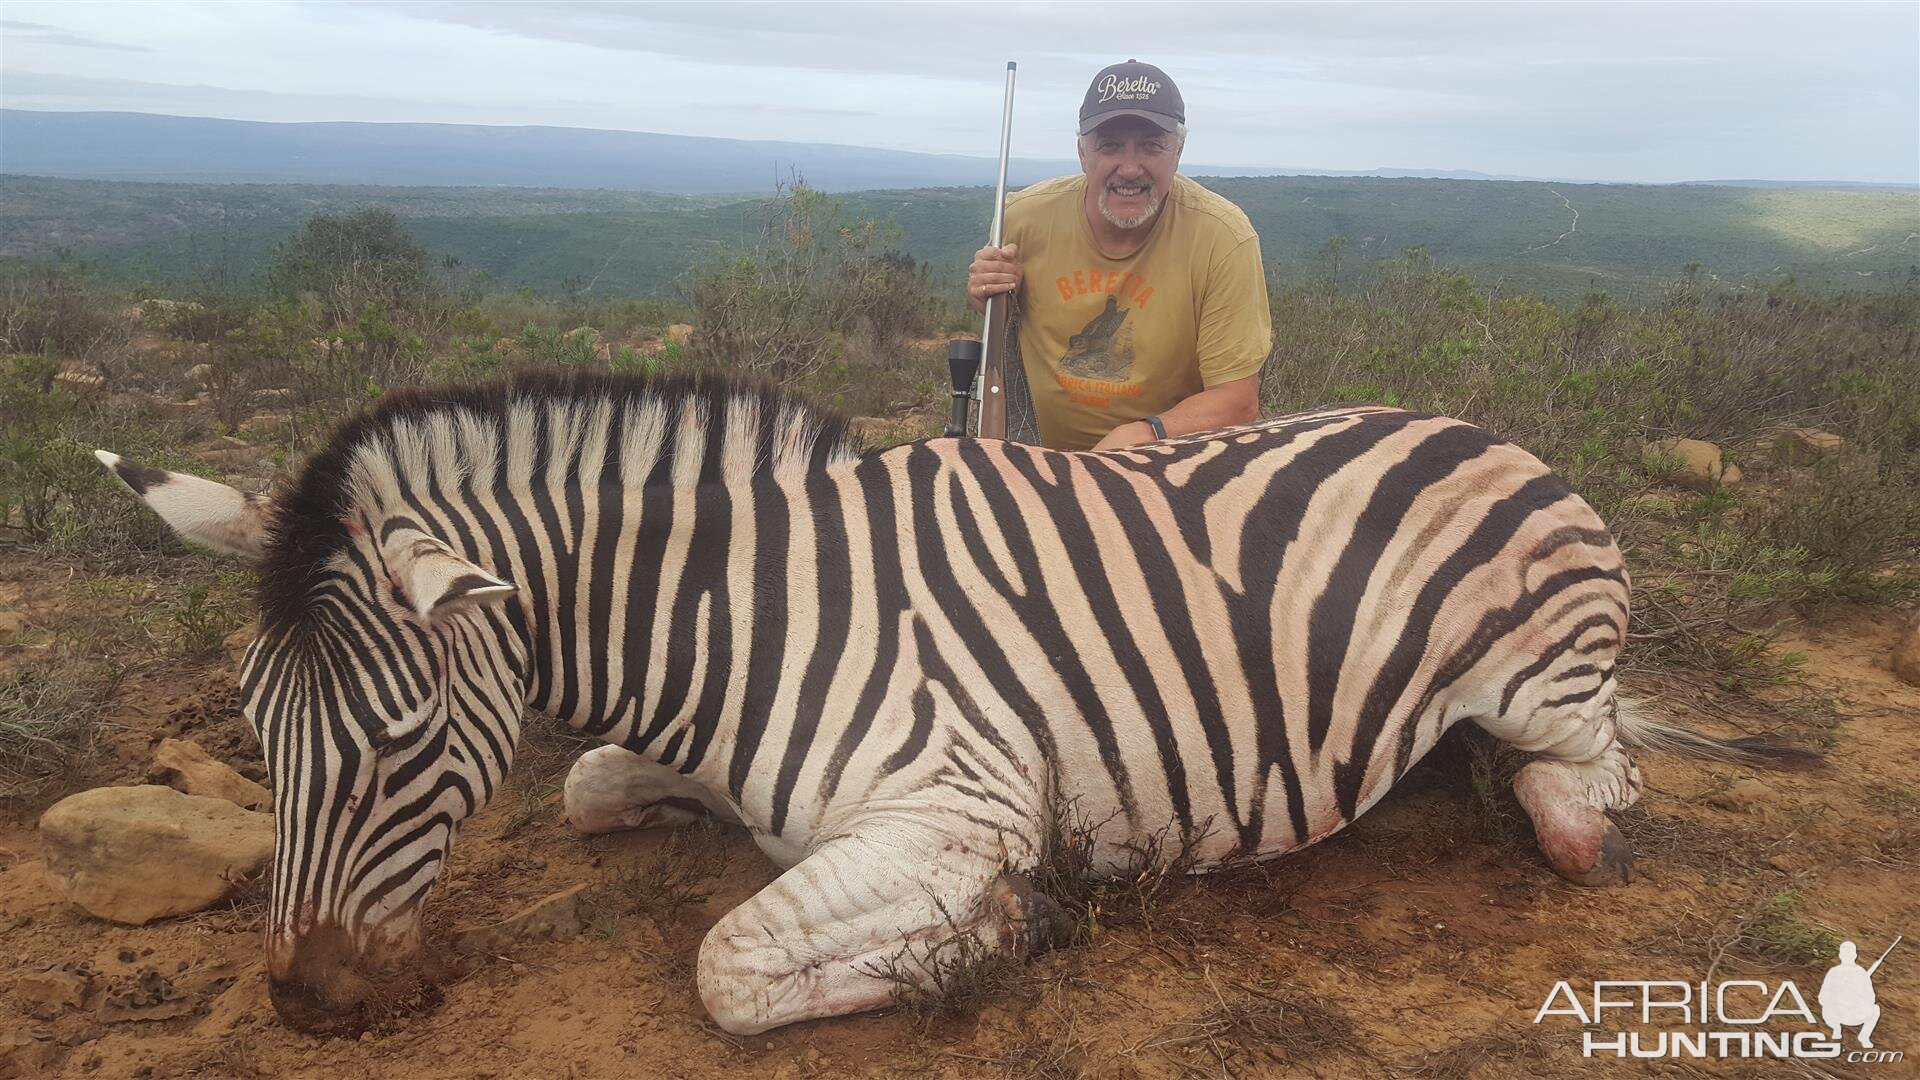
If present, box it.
[1,1,1912,183]
[1,18,149,51]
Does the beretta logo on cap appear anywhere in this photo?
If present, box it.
[1078,60,1185,135]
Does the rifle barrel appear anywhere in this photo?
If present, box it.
[974,61,1017,438]
[1867,934,1901,976]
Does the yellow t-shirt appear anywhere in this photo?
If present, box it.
[1003,173,1272,450]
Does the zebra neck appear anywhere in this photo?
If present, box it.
[519,471,801,794]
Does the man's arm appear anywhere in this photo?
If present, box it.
[1089,373,1260,450]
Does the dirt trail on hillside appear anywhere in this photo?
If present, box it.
[3,598,1915,1078]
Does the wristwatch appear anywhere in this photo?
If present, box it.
[1143,415,1167,441]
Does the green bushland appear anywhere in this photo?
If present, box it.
[1,194,1914,796]
[6,173,1916,305]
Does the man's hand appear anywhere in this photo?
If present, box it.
[1090,421,1156,451]
[967,243,1022,314]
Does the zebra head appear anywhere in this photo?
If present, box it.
[97,449,528,1033]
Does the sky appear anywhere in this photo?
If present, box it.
[1,1,1915,184]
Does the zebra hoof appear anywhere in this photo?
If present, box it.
[992,872,1076,953]
[1559,821,1634,887]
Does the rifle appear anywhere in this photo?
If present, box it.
[948,61,1018,439]
[1867,935,1901,977]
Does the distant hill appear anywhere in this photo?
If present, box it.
[0,110,1080,194]
[9,110,1916,195]
[3,173,1916,304]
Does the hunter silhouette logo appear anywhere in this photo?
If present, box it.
[1533,933,1904,1064]
[1820,936,1899,1049]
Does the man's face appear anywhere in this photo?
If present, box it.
[1078,116,1182,231]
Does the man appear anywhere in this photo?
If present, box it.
[967,60,1271,451]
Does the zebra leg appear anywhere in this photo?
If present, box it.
[696,818,1050,1034]
[562,745,740,834]
[1484,693,1642,887]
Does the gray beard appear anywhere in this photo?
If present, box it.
[1098,186,1163,230]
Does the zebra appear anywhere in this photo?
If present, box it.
[99,370,1799,1036]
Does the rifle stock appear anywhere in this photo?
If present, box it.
[977,293,1010,439]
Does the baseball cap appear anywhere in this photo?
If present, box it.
[1078,60,1185,135]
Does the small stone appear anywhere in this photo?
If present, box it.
[0,1027,61,1075]
[38,786,274,925]
[1894,610,1920,688]
[1709,777,1776,812]
[147,738,270,811]
[1643,438,1731,492]
[1774,427,1844,464]
[98,969,198,1023]
[16,966,90,1010]
[453,884,590,954]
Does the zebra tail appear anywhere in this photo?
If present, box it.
[1613,695,1822,769]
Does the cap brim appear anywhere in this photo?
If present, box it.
[1078,109,1181,135]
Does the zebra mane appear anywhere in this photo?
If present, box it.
[257,369,857,631]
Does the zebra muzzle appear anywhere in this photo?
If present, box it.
[268,922,404,1034]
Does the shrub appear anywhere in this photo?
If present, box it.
[269,208,435,325]
[682,183,943,381]
[0,257,134,367]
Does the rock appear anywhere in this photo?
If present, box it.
[0,1026,60,1076]
[1643,437,1733,491]
[1766,852,1808,875]
[185,363,215,388]
[139,298,202,322]
[1719,462,1743,486]
[237,412,291,442]
[16,966,91,1010]
[1709,776,1776,813]
[665,323,695,346]
[1894,610,1920,687]
[194,972,270,1038]
[147,738,270,811]
[38,786,274,926]
[453,884,589,954]
[97,969,199,1023]
[54,362,106,394]
[1774,427,1844,464]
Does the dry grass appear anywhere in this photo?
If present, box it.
[1395,1027,1561,1079]
[589,818,732,920]
[862,895,1026,1029]
[1142,972,1354,1078]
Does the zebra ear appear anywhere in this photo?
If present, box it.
[383,530,517,623]
[95,450,273,560]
